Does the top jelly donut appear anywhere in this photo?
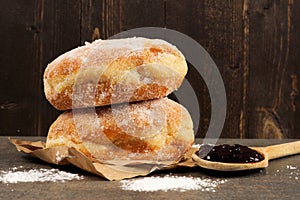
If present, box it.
[43,37,188,110]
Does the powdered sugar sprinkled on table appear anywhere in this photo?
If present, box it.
[0,167,84,183]
[120,175,228,192]
[274,164,299,181]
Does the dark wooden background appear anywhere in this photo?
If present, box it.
[0,0,299,138]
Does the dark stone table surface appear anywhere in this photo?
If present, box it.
[0,137,299,200]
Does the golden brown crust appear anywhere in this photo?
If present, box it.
[46,98,194,161]
[44,37,188,110]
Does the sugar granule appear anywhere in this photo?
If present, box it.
[56,151,62,162]
[286,165,297,170]
[275,164,299,181]
[0,167,84,183]
[192,144,201,149]
[120,175,228,192]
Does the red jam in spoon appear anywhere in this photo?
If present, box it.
[197,144,264,163]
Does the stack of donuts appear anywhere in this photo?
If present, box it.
[43,37,194,161]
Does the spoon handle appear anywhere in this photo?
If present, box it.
[265,141,300,160]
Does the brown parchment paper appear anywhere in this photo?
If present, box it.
[9,138,199,181]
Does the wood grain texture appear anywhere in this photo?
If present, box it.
[166,0,245,138]
[0,0,39,136]
[0,0,299,138]
[80,0,104,42]
[165,0,209,138]
[248,0,300,139]
[39,0,84,136]
[106,0,165,36]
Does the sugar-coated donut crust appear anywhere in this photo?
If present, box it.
[44,37,188,110]
[45,98,194,161]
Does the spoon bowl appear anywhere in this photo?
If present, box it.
[192,141,300,171]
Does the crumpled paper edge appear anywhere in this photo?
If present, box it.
[9,138,198,181]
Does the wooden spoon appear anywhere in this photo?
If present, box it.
[192,141,300,171]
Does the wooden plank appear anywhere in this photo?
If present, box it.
[0,0,82,136]
[106,0,165,36]
[291,1,300,138]
[247,0,300,139]
[0,0,40,136]
[38,0,82,136]
[80,0,105,42]
[166,0,245,138]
